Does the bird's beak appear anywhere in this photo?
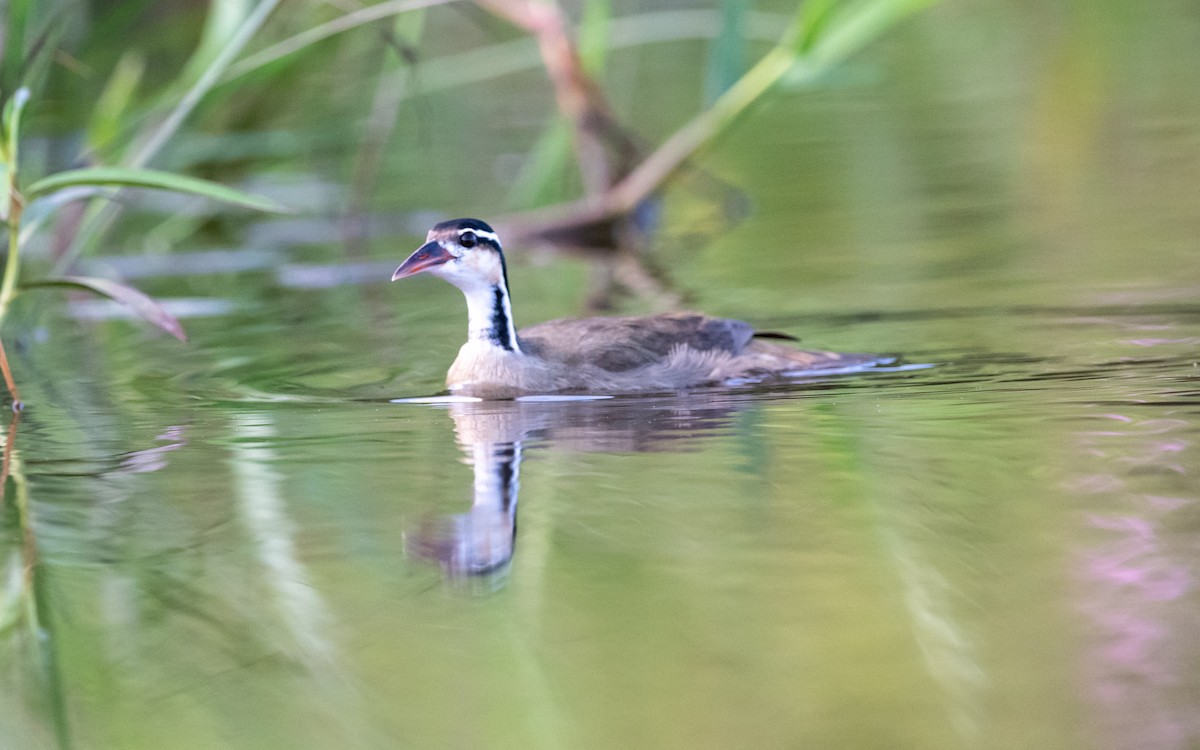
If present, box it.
[392,241,454,281]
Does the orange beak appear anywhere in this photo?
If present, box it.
[392,241,454,280]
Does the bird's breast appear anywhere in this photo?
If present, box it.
[446,342,549,398]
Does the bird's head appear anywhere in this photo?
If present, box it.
[392,218,508,293]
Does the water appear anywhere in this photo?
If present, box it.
[5,2,1200,749]
[3,305,1196,749]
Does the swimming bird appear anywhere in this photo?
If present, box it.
[392,218,888,398]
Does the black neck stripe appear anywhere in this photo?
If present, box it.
[490,285,514,351]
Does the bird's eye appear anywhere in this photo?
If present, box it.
[459,231,478,248]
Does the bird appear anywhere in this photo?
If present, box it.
[392,218,889,398]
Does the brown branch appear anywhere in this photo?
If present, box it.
[0,337,22,412]
[476,0,640,196]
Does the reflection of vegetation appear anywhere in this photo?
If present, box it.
[0,410,71,749]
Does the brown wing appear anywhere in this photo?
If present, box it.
[518,312,755,373]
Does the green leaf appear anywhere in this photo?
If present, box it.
[23,275,187,341]
[790,0,839,54]
[0,88,30,222]
[24,167,289,213]
[1,88,31,171]
[1,88,31,147]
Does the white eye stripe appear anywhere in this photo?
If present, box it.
[458,227,500,244]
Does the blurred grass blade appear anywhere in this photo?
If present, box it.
[1,88,31,222]
[88,52,146,154]
[26,167,289,213]
[344,10,428,253]
[0,0,34,92]
[0,553,20,634]
[704,0,746,104]
[802,0,939,63]
[16,441,74,750]
[389,4,427,57]
[509,117,575,209]
[578,0,611,74]
[2,87,31,151]
[175,0,256,94]
[222,0,453,84]
[24,275,187,341]
[790,0,839,53]
[129,0,281,168]
[19,186,107,246]
[13,4,67,98]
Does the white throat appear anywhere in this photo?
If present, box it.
[459,278,521,353]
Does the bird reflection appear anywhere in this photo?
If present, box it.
[402,393,758,578]
[406,419,522,577]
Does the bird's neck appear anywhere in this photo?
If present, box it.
[462,280,521,353]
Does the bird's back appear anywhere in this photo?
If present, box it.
[511,311,884,389]
[518,312,755,372]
